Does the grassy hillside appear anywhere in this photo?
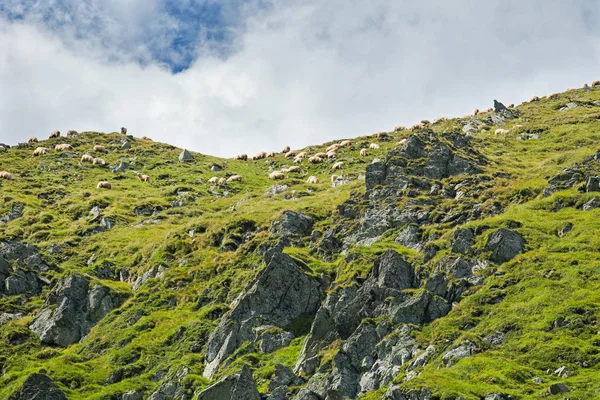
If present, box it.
[0,85,599,399]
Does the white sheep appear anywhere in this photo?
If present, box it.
[97,181,111,189]
[339,140,351,147]
[281,145,291,154]
[326,151,337,159]
[137,173,150,182]
[306,176,319,184]
[81,154,94,163]
[55,144,73,151]
[284,151,297,159]
[296,151,307,159]
[253,151,267,160]
[376,132,390,140]
[218,177,227,185]
[494,129,510,135]
[286,166,302,173]
[331,174,339,183]
[66,130,78,137]
[28,137,38,143]
[332,162,344,170]
[93,145,108,153]
[121,127,128,135]
[360,149,368,157]
[397,138,408,146]
[269,171,285,180]
[314,152,327,158]
[0,171,15,180]
[207,177,219,184]
[226,175,243,182]
[49,130,60,139]
[308,155,323,164]
[267,151,276,158]
[326,144,340,153]
[93,157,106,165]
[369,143,380,150]
[33,147,50,156]
[235,154,248,161]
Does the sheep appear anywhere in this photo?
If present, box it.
[473,108,480,115]
[393,126,406,132]
[121,127,127,135]
[55,144,73,151]
[207,177,219,184]
[93,157,106,165]
[66,130,78,137]
[420,120,431,125]
[28,137,38,143]
[530,96,540,102]
[267,151,276,158]
[584,83,590,89]
[314,152,327,158]
[339,140,351,147]
[296,151,308,159]
[141,136,152,141]
[93,145,108,153]
[360,149,368,157]
[226,175,243,182]
[376,132,390,140]
[49,130,60,139]
[397,138,408,146]
[592,80,600,87]
[307,176,319,184]
[136,173,150,182]
[253,151,267,160]
[548,93,560,100]
[97,181,111,189]
[0,171,15,180]
[293,156,304,163]
[508,104,515,108]
[269,171,285,180]
[284,151,297,159]
[308,155,323,164]
[495,129,510,135]
[369,143,380,150]
[0,146,6,152]
[485,107,493,113]
[326,151,337,159]
[81,154,94,163]
[218,177,227,185]
[410,122,424,131]
[286,166,302,173]
[332,161,344,170]
[326,144,340,153]
[281,145,291,154]
[432,117,447,124]
[235,154,248,161]
[33,147,50,156]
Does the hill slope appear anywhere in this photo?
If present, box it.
[0,86,600,400]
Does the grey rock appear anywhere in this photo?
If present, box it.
[257,327,295,353]
[557,223,573,238]
[204,252,322,378]
[178,149,194,163]
[395,224,421,249]
[494,100,507,112]
[149,366,191,400]
[270,210,314,238]
[89,206,102,222]
[293,388,321,400]
[111,162,129,173]
[423,244,438,263]
[267,386,287,400]
[211,164,222,172]
[5,273,40,296]
[267,184,289,198]
[484,395,508,400]
[383,386,433,400]
[441,341,477,366]
[532,377,542,384]
[391,291,451,325]
[451,228,474,254]
[559,102,578,111]
[372,249,417,291]
[543,167,584,197]
[120,141,131,150]
[407,344,436,371]
[586,176,600,192]
[29,274,127,347]
[9,373,67,400]
[121,390,144,400]
[583,197,600,210]
[547,382,570,394]
[554,365,571,378]
[485,228,525,263]
[269,364,303,392]
[198,366,260,400]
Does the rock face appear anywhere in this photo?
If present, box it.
[149,366,192,400]
[9,373,67,400]
[29,274,128,347]
[198,366,260,400]
[178,149,194,163]
[451,228,474,254]
[271,211,314,238]
[485,228,525,263]
[203,250,323,379]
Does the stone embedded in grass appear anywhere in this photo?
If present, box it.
[585,176,600,192]
[485,228,525,263]
[451,228,475,254]
[10,373,67,400]
[197,366,260,400]
[547,382,570,394]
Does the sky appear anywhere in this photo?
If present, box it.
[1,1,600,157]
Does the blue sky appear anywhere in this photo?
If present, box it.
[1,1,600,156]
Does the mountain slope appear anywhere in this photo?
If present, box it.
[0,86,599,399]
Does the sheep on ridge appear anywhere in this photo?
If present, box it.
[281,145,291,154]
[66,130,78,137]
[121,127,128,135]
[269,171,285,180]
[55,144,72,151]
[49,130,60,139]
[28,137,38,143]
[253,152,267,160]
[33,147,50,156]
[141,136,152,141]
[235,154,248,161]
[332,162,344,170]
[339,140,351,147]
[369,143,380,150]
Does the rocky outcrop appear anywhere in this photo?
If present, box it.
[270,211,314,238]
[451,228,474,254]
[178,149,194,163]
[198,366,260,400]
[9,373,67,400]
[29,274,128,347]
[149,366,192,400]
[485,228,525,263]
[203,250,323,379]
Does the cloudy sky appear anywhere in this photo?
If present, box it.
[1,1,600,157]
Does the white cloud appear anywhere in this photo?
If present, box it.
[1,0,600,156]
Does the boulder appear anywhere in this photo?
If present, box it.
[485,228,524,263]
[149,366,191,400]
[111,162,129,173]
[547,382,570,395]
[493,100,507,112]
[270,210,314,238]
[203,252,322,379]
[9,373,66,400]
[256,326,295,353]
[269,364,303,392]
[29,274,128,347]
[441,341,478,366]
[198,366,260,400]
[451,228,474,254]
[586,176,600,192]
[120,141,131,150]
[178,149,194,163]
[395,224,421,249]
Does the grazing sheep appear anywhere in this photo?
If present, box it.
[33,147,50,156]
[592,80,600,87]
[397,138,408,146]
[284,151,297,159]
[93,157,106,165]
[49,130,60,139]
[331,174,339,183]
[473,108,480,115]
[267,151,276,158]
[121,127,127,135]
[530,96,540,102]
[307,176,319,184]
[81,154,94,163]
[508,104,514,108]
[369,143,380,150]
[207,177,219,184]
[226,175,243,182]
[97,181,111,189]
[314,152,327,158]
[28,137,38,143]
[376,132,390,140]
[495,129,510,135]
[66,130,78,137]
[394,126,406,132]
[326,151,337,159]
[0,171,15,180]
[293,156,304,163]
[332,161,344,170]
[218,177,227,185]
[296,151,307,159]
[253,151,267,160]
[235,154,248,161]
[269,171,285,180]
[326,144,340,153]
[0,146,6,152]
[548,93,560,100]
[410,122,424,130]
[360,149,368,157]
[137,173,150,182]
[93,145,108,153]
[141,136,152,141]
[339,140,351,147]
[55,144,72,151]
[281,145,291,154]
[286,166,302,173]
[308,155,323,164]
[420,120,431,125]
[584,83,590,88]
